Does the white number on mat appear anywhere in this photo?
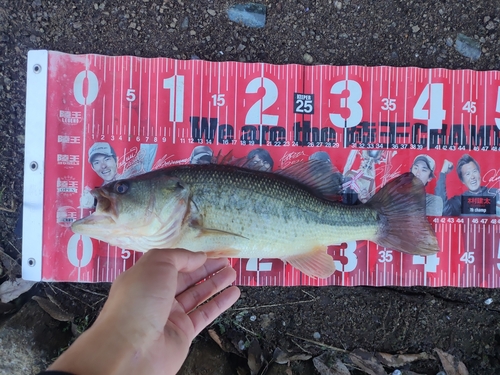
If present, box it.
[334,241,357,272]
[163,75,185,122]
[245,77,279,126]
[329,80,363,128]
[67,234,93,268]
[413,83,446,130]
[73,70,99,105]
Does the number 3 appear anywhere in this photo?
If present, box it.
[329,80,363,128]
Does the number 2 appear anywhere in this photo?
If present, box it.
[245,77,279,126]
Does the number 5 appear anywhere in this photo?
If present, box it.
[126,88,136,102]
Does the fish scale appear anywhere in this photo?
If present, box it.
[168,164,380,258]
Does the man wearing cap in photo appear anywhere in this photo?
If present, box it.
[190,146,214,165]
[410,154,443,216]
[79,142,120,209]
[435,154,500,216]
[88,142,119,183]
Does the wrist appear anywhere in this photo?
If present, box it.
[48,321,142,375]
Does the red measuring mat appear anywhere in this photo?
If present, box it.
[22,50,500,287]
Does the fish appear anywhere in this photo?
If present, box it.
[71,160,439,278]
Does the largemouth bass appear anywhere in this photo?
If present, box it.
[71,161,439,278]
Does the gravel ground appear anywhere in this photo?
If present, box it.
[1,1,500,374]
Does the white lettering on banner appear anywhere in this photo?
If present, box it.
[329,80,363,128]
[462,101,477,114]
[378,250,393,263]
[56,178,78,193]
[413,254,440,273]
[126,88,136,102]
[460,252,475,264]
[67,234,93,268]
[246,258,273,272]
[413,83,446,130]
[212,94,225,106]
[57,154,80,166]
[121,249,131,260]
[73,70,99,105]
[59,110,82,124]
[381,98,396,111]
[245,77,279,126]
[163,75,185,122]
[334,241,357,272]
[57,135,81,144]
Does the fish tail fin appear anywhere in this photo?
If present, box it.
[366,173,439,255]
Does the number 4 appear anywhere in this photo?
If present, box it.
[413,83,446,129]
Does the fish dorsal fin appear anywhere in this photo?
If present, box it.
[276,160,343,200]
[212,149,236,165]
[283,247,335,278]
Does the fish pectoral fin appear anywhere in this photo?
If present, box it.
[283,247,335,279]
[206,248,240,258]
[193,226,249,240]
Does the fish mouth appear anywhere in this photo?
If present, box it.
[71,213,116,235]
[71,188,118,235]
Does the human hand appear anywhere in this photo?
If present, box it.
[441,159,454,174]
[48,249,240,375]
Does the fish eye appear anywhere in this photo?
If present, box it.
[114,181,129,194]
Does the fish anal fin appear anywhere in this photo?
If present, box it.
[283,247,335,279]
[206,248,240,258]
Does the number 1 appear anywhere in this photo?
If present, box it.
[163,75,184,122]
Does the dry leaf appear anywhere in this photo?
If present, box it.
[313,352,351,375]
[32,296,74,322]
[273,347,312,365]
[247,338,265,375]
[0,278,36,303]
[349,349,387,375]
[209,329,223,349]
[375,352,435,367]
[434,348,469,375]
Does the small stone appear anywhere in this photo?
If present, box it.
[303,53,313,64]
[250,315,256,321]
[227,3,267,28]
[412,25,420,33]
[237,43,246,51]
[189,30,196,36]
[455,33,481,61]
[207,9,216,16]
[334,1,342,10]
[486,21,496,30]
[485,298,493,305]
[129,22,137,29]
[73,22,82,29]
[93,3,98,10]
[484,16,491,23]
[180,16,189,29]
[313,332,321,339]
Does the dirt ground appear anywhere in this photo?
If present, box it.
[1,0,500,374]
